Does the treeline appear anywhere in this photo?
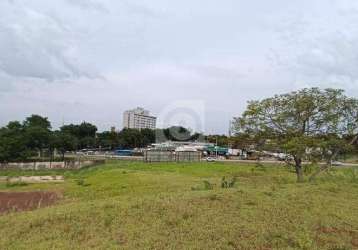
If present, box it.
[0,115,208,163]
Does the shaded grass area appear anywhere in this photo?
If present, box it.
[1,161,358,249]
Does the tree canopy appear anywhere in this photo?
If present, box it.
[233,88,358,182]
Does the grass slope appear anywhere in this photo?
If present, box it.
[1,161,358,250]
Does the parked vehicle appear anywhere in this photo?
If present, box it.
[206,157,217,162]
[331,161,343,166]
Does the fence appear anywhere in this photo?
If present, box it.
[0,160,105,170]
[144,151,201,163]
[175,151,201,162]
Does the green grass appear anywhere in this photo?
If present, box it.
[1,161,358,249]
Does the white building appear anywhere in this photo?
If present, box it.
[123,107,156,130]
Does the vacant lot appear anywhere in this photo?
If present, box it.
[0,161,358,249]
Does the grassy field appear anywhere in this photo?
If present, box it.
[1,161,358,250]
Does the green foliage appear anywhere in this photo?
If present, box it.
[52,131,78,159]
[76,178,86,186]
[117,128,154,148]
[221,176,237,188]
[233,88,358,181]
[203,180,214,190]
[0,115,51,162]
[206,134,229,147]
[60,122,97,149]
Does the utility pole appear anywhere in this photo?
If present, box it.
[216,136,218,158]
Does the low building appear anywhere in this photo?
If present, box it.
[151,141,214,151]
[144,150,201,163]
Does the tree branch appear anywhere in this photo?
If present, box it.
[309,134,358,181]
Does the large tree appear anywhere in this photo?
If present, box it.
[23,115,52,158]
[0,121,29,162]
[61,122,97,149]
[97,131,119,150]
[51,131,78,160]
[233,88,358,182]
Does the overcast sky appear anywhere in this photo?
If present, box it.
[1,0,358,134]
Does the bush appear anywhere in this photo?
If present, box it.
[76,178,85,186]
[203,180,214,190]
[221,177,237,188]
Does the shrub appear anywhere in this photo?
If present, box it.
[76,178,85,186]
[221,177,237,188]
[203,180,214,190]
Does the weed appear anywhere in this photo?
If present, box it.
[221,177,237,188]
[76,178,87,186]
[203,180,214,190]
[245,201,257,206]
[326,184,341,193]
[191,180,214,191]
[263,191,274,197]
[293,230,314,250]
[255,162,267,172]
[182,212,192,220]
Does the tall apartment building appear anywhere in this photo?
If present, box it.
[123,107,157,130]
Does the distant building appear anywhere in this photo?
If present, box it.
[123,107,156,130]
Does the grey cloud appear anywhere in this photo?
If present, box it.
[0,1,95,81]
[271,2,358,90]
[64,0,108,12]
[1,0,358,133]
[0,73,15,93]
[122,1,165,19]
[295,33,358,80]
[185,65,246,81]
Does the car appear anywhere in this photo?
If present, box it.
[331,161,344,166]
[206,157,217,162]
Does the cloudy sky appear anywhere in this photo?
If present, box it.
[1,0,358,134]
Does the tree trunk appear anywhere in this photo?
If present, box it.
[294,157,304,183]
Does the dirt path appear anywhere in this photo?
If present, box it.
[0,191,61,214]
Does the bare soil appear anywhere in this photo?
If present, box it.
[0,191,61,214]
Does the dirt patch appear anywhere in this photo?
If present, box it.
[317,226,358,236]
[0,191,61,215]
[352,238,358,247]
